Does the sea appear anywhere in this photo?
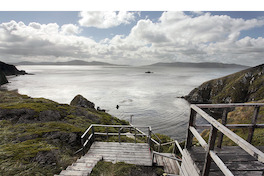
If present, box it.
[2,65,244,141]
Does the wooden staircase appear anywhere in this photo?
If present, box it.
[56,154,102,176]
[56,142,152,176]
[154,153,180,176]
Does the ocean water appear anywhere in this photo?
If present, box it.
[3,65,243,141]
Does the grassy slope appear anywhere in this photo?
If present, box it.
[0,90,128,176]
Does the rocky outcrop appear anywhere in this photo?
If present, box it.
[70,94,95,109]
[0,61,27,86]
[0,61,27,76]
[0,70,8,85]
[185,64,264,104]
[0,108,63,123]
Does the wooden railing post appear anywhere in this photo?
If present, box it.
[106,127,108,141]
[202,125,218,176]
[134,127,137,143]
[247,106,260,143]
[172,142,176,154]
[185,108,197,149]
[91,125,95,142]
[81,138,85,156]
[118,127,121,143]
[217,108,228,148]
[148,127,151,147]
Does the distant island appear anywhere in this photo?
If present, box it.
[148,62,249,68]
[15,60,125,66]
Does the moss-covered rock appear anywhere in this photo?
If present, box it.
[70,94,95,109]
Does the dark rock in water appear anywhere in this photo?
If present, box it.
[97,106,106,112]
[185,64,264,104]
[70,94,95,109]
[0,70,8,86]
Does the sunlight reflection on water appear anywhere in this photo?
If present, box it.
[4,65,243,141]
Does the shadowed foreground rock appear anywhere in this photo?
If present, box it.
[0,70,8,85]
[70,94,95,109]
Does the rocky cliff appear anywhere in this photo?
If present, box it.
[0,61,27,76]
[185,64,264,104]
[0,70,8,85]
[0,61,27,86]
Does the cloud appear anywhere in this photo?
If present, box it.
[60,24,82,35]
[78,11,137,28]
[1,12,264,66]
[106,11,264,65]
[0,20,97,60]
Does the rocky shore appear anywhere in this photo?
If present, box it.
[185,64,264,104]
[0,61,27,86]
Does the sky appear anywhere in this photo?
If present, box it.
[0,11,264,66]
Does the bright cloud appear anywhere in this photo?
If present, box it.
[1,12,264,66]
[79,11,137,28]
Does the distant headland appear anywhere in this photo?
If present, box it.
[148,61,249,68]
[14,60,126,66]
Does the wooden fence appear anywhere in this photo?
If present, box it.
[185,103,264,176]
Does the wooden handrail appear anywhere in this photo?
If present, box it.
[152,151,182,161]
[196,103,264,108]
[196,124,264,129]
[189,126,208,150]
[209,151,234,176]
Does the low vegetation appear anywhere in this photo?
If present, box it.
[90,161,164,176]
[0,90,127,175]
[0,90,174,175]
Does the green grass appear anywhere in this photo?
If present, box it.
[90,161,164,176]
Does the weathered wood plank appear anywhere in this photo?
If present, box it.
[209,150,234,176]
[217,108,228,148]
[186,108,197,149]
[202,125,218,176]
[196,161,264,171]
[189,126,208,149]
[247,106,260,143]
[182,149,200,176]
[85,142,152,166]
[196,124,264,129]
